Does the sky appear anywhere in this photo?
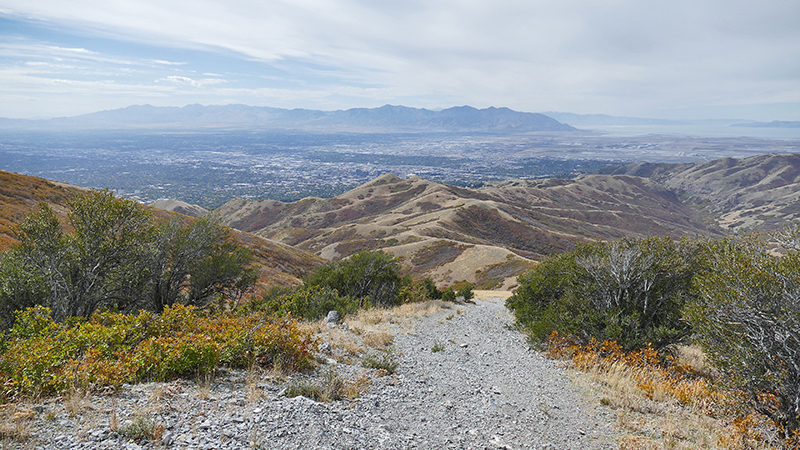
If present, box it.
[0,0,798,121]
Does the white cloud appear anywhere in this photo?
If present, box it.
[156,75,226,87]
[0,0,799,119]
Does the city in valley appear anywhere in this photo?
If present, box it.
[2,129,798,208]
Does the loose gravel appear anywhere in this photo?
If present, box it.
[7,297,620,449]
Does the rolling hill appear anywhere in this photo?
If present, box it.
[213,172,718,289]
[602,153,800,232]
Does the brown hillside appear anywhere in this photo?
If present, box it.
[0,170,86,250]
[0,170,321,288]
[605,153,800,232]
[217,173,718,289]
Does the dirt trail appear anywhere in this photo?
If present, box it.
[368,294,620,449]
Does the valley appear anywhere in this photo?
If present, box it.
[1,127,798,210]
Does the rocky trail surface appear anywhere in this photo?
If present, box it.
[10,294,620,449]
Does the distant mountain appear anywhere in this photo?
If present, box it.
[0,104,576,133]
[601,153,800,232]
[731,120,800,128]
[541,112,688,127]
[215,173,718,289]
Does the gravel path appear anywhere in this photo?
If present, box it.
[10,297,620,449]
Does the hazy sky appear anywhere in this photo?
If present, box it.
[0,0,798,120]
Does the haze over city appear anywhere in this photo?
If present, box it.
[1,0,798,121]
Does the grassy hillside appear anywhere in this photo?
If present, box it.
[0,170,85,250]
[603,153,800,232]
[215,173,718,289]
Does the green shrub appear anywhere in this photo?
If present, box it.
[507,236,696,351]
[687,230,800,441]
[0,304,315,397]
[304,250,403,308]
[441,287,456,302]
[420,278,442,299]
[456,282,474,301]
[237,285,357,321]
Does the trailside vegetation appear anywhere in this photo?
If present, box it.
[508,228,800,445]
[687,228,800,443]
[0,304,314,398]
[239,250,467,321]
[0,190,257,328]
[507,236,696,351]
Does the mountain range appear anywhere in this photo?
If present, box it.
[0,104,575,133]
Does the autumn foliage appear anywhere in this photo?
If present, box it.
[0,304,315,399]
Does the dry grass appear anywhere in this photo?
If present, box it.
[284,369,371,403]
[547,336,779,450]
[196,373,213,400]
[314,300,451,362]
[363,331,394,349]
[0,405,33,443]
[63,388,90,418]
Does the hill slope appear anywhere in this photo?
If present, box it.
[602,153,800,232]
[0,170,321,287]
[216,173,718,288]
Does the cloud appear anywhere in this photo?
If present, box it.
[0,1,799,120]
[157,75,226,87]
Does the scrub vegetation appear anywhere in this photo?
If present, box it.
[0,191,469,404]
[508,228,800,447]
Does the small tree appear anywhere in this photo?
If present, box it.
[9,192,153,321]
[0,191,257,327]
[149,216,257,312]
[304,250,403,308]
[687,231,800,440]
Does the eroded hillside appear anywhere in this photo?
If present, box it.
[216,173,718,289]
[603,153,800,232]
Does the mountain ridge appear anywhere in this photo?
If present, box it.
[0,104,576,133]
[213,172,719,289]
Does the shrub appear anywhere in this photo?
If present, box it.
[456,282,474,301]
[0,191,256,328]
[420,278,442,300]
[304,250,403,308]
[254,286,358,321]
[0,305,315,398]
[507,236,696,351]
[441,287,456,302]
[687,230,800,441]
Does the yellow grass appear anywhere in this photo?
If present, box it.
[547,334,778,449]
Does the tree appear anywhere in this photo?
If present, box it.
[687,230,800,440]
[304,250,403,308]
[9,191,152,321]
[0,191,257,327]
[148,217,257,312]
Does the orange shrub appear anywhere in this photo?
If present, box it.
[0,305,315,399]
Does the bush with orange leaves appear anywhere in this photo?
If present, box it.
[0,304,315,399]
